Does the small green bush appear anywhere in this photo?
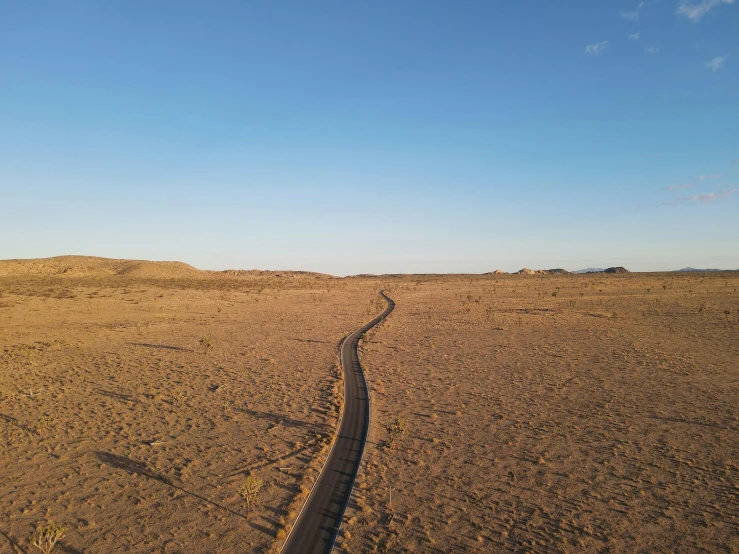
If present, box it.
[199,336,213,354]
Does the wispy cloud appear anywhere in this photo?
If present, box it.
[677,0,736,22]
[585,41,609,55]
[645,46,659,54]
[629,32,641,40]
[661,175,722,193]
[665,188,737,205]
[622,2,645,20]
[707,54,730,71]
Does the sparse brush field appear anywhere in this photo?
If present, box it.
[347,272,739,553]
[0,273,378,553]
[1,267,738,554]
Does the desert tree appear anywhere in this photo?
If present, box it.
[385,416,408,448]
[238,475,264,519]
[30,522,67,554]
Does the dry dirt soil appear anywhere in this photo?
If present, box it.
[346,272,739,554]
[2,259,738,554]
[0,258,382,553]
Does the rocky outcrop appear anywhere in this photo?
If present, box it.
[515,268,574,275]
[603,267,629,274]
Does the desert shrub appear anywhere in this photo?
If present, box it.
[171,391,184,407]
[199,336,213,353]
[238,475,263,518]
[385,416,408,448]
[30,521,67,554]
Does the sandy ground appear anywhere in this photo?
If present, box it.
[0,270,378,553]
[2,261,738,553]
[347,273,739,553]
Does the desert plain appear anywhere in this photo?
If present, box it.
[1,256,738,553]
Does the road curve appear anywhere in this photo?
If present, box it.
[280,291,395,554]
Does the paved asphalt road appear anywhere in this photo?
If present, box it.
[280,291,395,554]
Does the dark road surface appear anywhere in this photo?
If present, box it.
[280,291,395,554]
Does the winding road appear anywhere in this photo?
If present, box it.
[280,291,395,554]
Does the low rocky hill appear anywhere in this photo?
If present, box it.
[0,256,333,280]
[0,256,204,278]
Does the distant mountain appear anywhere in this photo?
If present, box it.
[676,267,734,272]
[574,268,605,274]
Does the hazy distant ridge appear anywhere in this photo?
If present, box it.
[675,267,737,272]
[574,268,606,274]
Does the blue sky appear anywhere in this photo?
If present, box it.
[1,1,737,274]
